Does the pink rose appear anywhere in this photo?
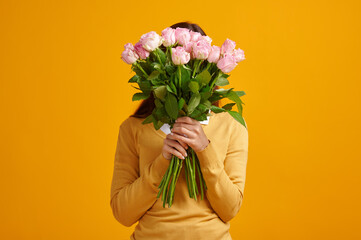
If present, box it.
[171,46,190,65]
[220,38,236,55]
[207,45,221,63]
[161,27,176,47]
[232,48,246,62]
[175,27,191,46]
[202,35,212,45]
[190,31,202,42]
[124,43,134,51]
[139,31,164,52]
[134,42,150,59]
[192,40,212,60]
[121,48,139,64]
[217,53,237,73]
[183,42,194,54]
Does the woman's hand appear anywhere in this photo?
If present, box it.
[170,116,210,153]
[162,132,189,160]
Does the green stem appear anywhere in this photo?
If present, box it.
[135,62,149,78]
[185,154,195,198]
[195,157,204,200]
[154,50,168,78]
[191,149,198,198]
[195,154,207,191]
[170,158,183,207]
[178,65,182,97]
[184,154,191,197]
[165,47,169,61]
[155,50,164,68]
[162,155,174,206]
[168,157,179,207]
[192,59,201,78]
[210,70,222,91]
[205,62,212,72]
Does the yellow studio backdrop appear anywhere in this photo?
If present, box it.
[1,0,360,239]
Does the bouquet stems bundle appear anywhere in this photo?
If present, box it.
[157,146,206,207]
[121,27,247,208]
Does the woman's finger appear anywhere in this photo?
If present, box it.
[164,144,186,159]
[164,138,188,158]
[167,133,188,149]
[171,126,195,139]
[169,132,192,147]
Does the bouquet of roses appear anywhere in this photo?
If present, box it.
[121,27,247,208]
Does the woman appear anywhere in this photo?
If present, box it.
[110,21,249,240]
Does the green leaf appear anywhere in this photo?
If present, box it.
[138,80,152,94]
[154,98,163,108]
[165,65,176,75]
[150,78,164,86]
[195,70,211,86]
[150,62,165,74]
[189,108,201,118]
[234,90,246,97]
[187,92,201,114]
[142,114,153,124]
[178,97,185,110]
[194,113,208,121]
[188,81,199,93]
[210,105,226,113]
[154,85,167,100]
[226,110,247,129]
[155,48,166,64]
[202,100,211,108]
[200,91,211,102]
[131,85,140,90]
[208,93,223,103]
[128,75,140,83]
[132,92,149,101]
[183,64,192,71]
[166,85,175,94]
[152,118,163,130]
[165,93,178,119]
[155,106,167,119]
[222,102,236,110]
[226,90,243,113]
[147,70,160,80]
[170,81,177,95]
[132,62,151,77]
[215,77,229,86]
[180,65,191,90]
[222,73,230,78]
[197,103,208,113]
[215,87,234,95]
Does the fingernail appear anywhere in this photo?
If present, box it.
[181,156,185,159]
[185,153,188,157]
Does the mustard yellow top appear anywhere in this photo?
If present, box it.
[110,111,249,240]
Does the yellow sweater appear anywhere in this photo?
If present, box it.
[110,111,249,240]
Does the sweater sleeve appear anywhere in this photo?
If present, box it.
[196,117,249,223]
[110,117,170,227]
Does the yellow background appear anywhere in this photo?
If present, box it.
[1,0,360,239]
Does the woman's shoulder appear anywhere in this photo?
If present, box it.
[213,111,248,131]
[120,115,145,129]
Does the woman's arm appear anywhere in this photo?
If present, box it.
[196,118,249,223]
[110,118,170,227]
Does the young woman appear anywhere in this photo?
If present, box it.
[110,21,249,240]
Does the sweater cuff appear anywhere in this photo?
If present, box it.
[147,153,171,192]
[195,139,224,173]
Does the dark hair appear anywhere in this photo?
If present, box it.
[130,21,220,118]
